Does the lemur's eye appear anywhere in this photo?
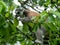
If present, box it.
[15,8,20,14]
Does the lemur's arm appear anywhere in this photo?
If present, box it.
[18,17,31,22]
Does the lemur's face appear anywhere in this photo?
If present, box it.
[15,8,25,17]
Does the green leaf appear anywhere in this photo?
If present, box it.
[39,11,48,23]
[50,10,60,18]
[32,0,37,4]
[0,5,2,13]
[46,22,57,31]
[23,23,29,34]
[28,22,34,28]
[0,1,7,13]
[9,22,17,33]
[14,18,19,27]
[44,0,50,7]
[5,13,9,18]
[0,15,5,27]
[3,0,13,6]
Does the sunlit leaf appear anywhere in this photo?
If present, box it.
[0,1,7,13]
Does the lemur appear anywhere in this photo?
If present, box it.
[15,8,49,45]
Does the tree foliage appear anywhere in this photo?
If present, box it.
[0,0,60,45]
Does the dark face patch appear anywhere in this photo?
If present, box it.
[23,10,28,17]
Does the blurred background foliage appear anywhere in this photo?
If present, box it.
[0,0,60,45]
